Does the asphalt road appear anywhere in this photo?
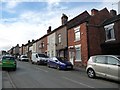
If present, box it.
[2,61,119,89]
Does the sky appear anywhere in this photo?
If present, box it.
[0,0,119,51]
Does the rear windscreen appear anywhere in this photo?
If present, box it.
[2,56,15,60]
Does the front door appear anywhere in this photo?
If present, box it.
[69,51,74,65]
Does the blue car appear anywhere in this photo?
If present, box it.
[47,57,73,70]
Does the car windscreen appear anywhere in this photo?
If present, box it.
[38,54,49,58]
[56,57,66,62]
[22,56,28,58]
[2,56,15,60]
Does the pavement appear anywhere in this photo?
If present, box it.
[73,66,86,72]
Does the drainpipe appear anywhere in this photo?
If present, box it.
[86,21,90,59]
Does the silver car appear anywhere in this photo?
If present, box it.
[86,55,120,81]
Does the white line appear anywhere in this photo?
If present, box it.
[7,72,16,88]
[62,77,95,88]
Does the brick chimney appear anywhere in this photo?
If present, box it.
[47,26,51,34]
[110,9,117,17]
[91,9,99,16]
[61,13,68,25]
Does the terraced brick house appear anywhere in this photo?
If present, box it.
[67,8,112,67]
[100,10,120,55]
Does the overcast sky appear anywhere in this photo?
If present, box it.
[0,0,119,51]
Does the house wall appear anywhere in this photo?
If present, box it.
[56,26,68,58]
[68,23,88,67]
[33,43,37,52]
[88,8,111,56]
[47,33,56,57]
[36,40,42,53]
[100,16,120,55]
[40,37,47,54]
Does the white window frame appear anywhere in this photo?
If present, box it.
[74,26,80,42]
[75,45,81,62]
[104,23,115,42]
[58,34,61,44]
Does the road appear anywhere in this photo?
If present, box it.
[2,61,119,89]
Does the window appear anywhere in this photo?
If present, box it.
[41,42,44,48]
[107,57,118,65]
[104,23,115,42]
[58,34,61,44]
[74,26,80,41]
[95,56,106,64]
[75,45,81,61]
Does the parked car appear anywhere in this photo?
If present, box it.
[1,55,17,71]
[86,55,120,81]
[20,55,29,62]
[47,57,73,70]
[31,52,49,65]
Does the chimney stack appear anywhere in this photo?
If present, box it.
[47,26,51,34]
[61,13,68,25]
[28,40,30,43]
[32,39,34,42]
[91,9,99,16]
[110,9,117,17]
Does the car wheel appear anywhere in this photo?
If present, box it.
[57,65,60,70]
[87,69,96,78]
[47,63,50,68]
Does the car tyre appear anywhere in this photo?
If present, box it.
[87,69,96,78]
[57,65,60,70]
[47,63,50,68]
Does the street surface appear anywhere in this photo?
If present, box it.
[2,61,119,89]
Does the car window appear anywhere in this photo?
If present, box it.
[38,54,49,58]
[2,56,15,60]
[95,56,106,64]
[117,56,120,59]
[22,56,28,58]
[107,57,119,65]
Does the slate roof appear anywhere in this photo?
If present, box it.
[67,11,91,30]
[102,14,120,26]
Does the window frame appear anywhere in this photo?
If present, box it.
[104,23,115,42]
[74,26,80,42]
[75,45,81,62]
[58,34,62,44]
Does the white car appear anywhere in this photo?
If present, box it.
[86,55,120,82]
[20,55,29,62]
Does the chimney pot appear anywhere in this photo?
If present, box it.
[91,9,99,16]
[110,9,117,17]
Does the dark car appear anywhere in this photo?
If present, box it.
[47,57,73,70]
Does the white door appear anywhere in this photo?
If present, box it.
[69,51,74,65]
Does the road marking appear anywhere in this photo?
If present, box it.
[35,67,48,73]
[62,77,95,88]
[7,72,16,88]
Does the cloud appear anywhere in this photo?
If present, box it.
[0,1,119,51]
